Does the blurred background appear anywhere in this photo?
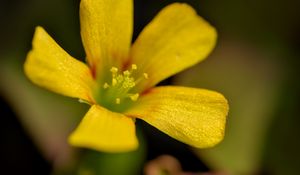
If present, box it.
[0,0,300,174]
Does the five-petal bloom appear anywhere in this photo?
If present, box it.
[24,0,229,153]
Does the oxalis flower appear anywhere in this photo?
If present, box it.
[24,0,229,153]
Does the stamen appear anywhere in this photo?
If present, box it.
[110,67,118,73]
[130,93,139,101]
[115,98,121,104]
[103,83,110,89]
[143,73,149,79]
[102,64,148,107]
[131,64,137,70]
[123,70,130,76]
[112,78,117,86]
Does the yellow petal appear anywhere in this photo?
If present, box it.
[130,3,217,91]
[69,105,138,152]
[24,26,95,103]
[125,86,228,148]
[80,0,133,77]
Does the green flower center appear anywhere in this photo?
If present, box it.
[97,64,148,112]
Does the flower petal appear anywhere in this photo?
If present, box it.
[125,86,228,148]
[69,105,138,152]
[130,3,217,91]
[24,26,95,102]
[80,0,133,77]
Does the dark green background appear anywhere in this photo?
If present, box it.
[0,0,299,174]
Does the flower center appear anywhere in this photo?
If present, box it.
[98,64,148,112]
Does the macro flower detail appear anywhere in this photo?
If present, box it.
[24,0,229,152]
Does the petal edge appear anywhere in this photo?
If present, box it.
[126,86,228,148]
[24,26,95,102]
[130,3,217,91]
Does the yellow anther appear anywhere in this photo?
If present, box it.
[123,70,130,76]
[131,64,137,70]
[112,78,117,86]
[110,67,118,73]
[103,83,110,89]
[115,98,121,104]
[122,78,135,89]
[104,65,148,106]
[143,73,149,79]
[130,93,139,101]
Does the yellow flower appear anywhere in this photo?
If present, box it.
[24,0,228,153]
